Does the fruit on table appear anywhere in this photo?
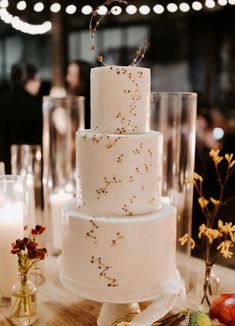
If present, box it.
[188,311,212,326]
[209,293,235,326]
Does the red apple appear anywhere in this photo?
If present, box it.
[209,293,235,326]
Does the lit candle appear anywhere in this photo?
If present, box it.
[0,202,24,298]
[49,191,73,252]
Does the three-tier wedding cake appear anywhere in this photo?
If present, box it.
[60,66,178,304]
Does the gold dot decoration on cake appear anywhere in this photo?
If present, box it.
[116,154,124,164]
[91,256,118,287]
[89,0,148,66]
[92,134,103,144]
[96,175,122,199]
[144,149,153,172]
[111,232,124,247]
[129,167,140,183]
[133,142,144,154]
[148,197,157,206]
[105,136,122,149]
[114,69,143,134]
[85,220,99,244]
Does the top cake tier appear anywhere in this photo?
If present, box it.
[91,66,150,134]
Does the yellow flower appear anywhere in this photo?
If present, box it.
[198,197,209,208]
[210,197,220,206]
[179,234,195,249]
[193,172,203,182]
[218,220,235,241]
[209,149,223,165]
[225,153,235,168]
[198,224,207,238]
[217,240,233,259]
[198,224,219,243]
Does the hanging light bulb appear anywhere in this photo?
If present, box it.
[167,3,178,12]
[153,4,164,14]
[50,3,61,13]
[179,2,190,12]
[81,5,92,15]
[65,5,76,14]
[139,5,150,15]
[17,1,26,11]
[111,6,122,15]
[34,2,44,12]
[126,5,137,14]
[192,1,203,10]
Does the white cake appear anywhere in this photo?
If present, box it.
[60,66,178,303]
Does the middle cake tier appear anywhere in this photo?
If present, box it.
[76,130,163,216]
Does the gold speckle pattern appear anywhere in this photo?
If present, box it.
[116,154,124,164]
[96,175,122,199]
[148,197,157,206]
[133,142,144,154]
[129,167,139,183]
[113,68,143,134]
[145,149,153,172]
[85,220,99,244]
[111,232,124,247]
[91,256,118,287]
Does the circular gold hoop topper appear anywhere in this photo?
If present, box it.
[89,0,148,66]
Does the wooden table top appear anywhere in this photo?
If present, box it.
[0,253,234,325]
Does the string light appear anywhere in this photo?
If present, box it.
[34,2,44,12]
[16,1,26,11]
[0,7,51,34]
[192,1,203,10]
[0,0,8,8]
[126,4,137,14]
[111,6,122,15]
[179,2,190,12]
[218,0,227,5]
[139,5,150,15]
[65,4,76,14]
[167,3,178,12]
[205,0,216,8]
[153,4,164,14]
[81,5,92,15]
[50,3,61,13]
[228,0,235,4]
[97,5,108,15]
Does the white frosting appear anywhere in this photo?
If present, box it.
[76,130,163,215]
[91,66,150,134]
[60,201,177,303]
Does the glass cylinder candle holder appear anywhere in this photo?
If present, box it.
[150,92,197,256]
[0,176,25,299]
[43,96,84,254]
[11,145,43,227]
[0,162,5,176]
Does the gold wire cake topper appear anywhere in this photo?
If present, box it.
[89,0,148,66]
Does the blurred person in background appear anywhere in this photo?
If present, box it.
[0,63,42,173]
[65,60,92,129]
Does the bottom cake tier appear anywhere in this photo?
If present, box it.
[60,200,177,303]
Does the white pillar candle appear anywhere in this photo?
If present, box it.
[25,174,36,227]
[49,191,73,252]
[0,202,24,298]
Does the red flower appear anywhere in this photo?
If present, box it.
[31,225,46,235]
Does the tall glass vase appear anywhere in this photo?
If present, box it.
[42,96,85,254]
[0,176,25,299]
[11,145,43,227]
[150,92,197,283]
